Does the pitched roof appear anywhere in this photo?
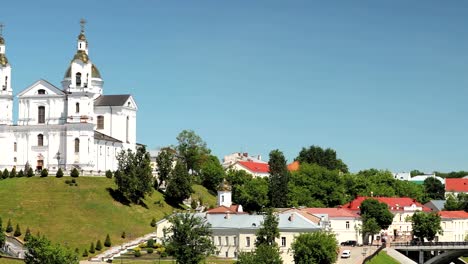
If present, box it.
[424,200,446,212]
[206,205,245,214]
[94,94,131,106]
[287,161,300,172]
[304,208,360,218]
[94,131,122,143]
[342,196,431,212]
[438,211,468,219]
[238,161,269,173]
[445,178,468,193]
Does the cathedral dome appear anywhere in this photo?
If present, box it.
[0,54,7,67]
[64,64,101,79]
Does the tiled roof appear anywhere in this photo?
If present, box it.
[342,196,431,212]
[94,95,131,106]
[206,205,245,214]
[439,211,468,219]
[287,161,300,172]
[445,178,468,193]
[304,208,360,218]
[238,161,269,173]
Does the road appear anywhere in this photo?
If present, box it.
[337,245,379,264]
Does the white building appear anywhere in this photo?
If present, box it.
[231,161,270,178]
[437,211,468,242]
[0,23,137,174]
[223,152,265,168]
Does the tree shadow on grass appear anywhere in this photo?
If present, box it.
[106,187,131,206]
[163,194,186,210]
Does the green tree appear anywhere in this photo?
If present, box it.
[114,146,154,204]
[226,169,253,202]
[410,170,425,177]
[268,150,290,208]
[104,234,111,247]
[164,213,215,264]
[24,227,32,242]
[155,147,175,188]
[3,169,9,179]
[14,224,21,237]
[17,169,24,177]
[362,217,380,243]
[147,238,155,248]
[95,240,102,251]
[105,170,113,179]
[296,145,348,173]
[6,219,13,233]
[150,217,157,227]
[423,177,445,200]
[27,167,34,177]
[234,177,269,212]
[237,244,283,264]
[200,155,225,192]
[444,194,460,211]
[70,168,79,178]
[360,199,393,230]
[411,211,443,242]
[165,161,193,204]
[255,208,280,247]
[175,130,211,174]
[82,249,88,257]
[0,217,5,247]
[291,231,338,264]
[40,169,48,177]
[89,242,95,254]
[56,168,64,178]
[24,235,79,264]
[10,167,16,178]
[0,170,3,179]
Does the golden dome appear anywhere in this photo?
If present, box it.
[0,54,8,67]
[0,36,4,45]
[73,50,89,63]
[64,64,101,79]
[78,33,86,41]
[218,179,232,192]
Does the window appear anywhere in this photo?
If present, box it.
[14,157,17,163]
[218,237,222,246]
[75,103,80,113]
[14,142,17,152]
[281,237,286,247]
[246,237,250,247]
[225,252,228,258]
[74,138,80,153]
[126,116,130,142]
[233,236,236,246]
[346,221,350,230]
[100,146,102,156]
[37,134,44,146]
[226,236,229,246]
[97,116,104,129]
[3,76,7,90]
[38,106,45,124]
[76,72,82,86]
[38,89,46,95]
[221,195,224,203]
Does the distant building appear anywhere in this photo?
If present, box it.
[437,211,468,242]
[222,152,265,168]
[445,178,468,197]
[287,161,300,172]
[424,200,446,212]
[231,161,270,178]
[206,179,244,215]
[409,174,445,185]
[392,172,411,181]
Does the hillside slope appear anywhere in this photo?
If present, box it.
[0,177,216,254]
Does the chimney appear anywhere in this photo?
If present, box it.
[288,213,295,222]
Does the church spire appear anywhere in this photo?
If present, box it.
[77,18,88,54]
[0,23,9,66]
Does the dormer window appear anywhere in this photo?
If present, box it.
[38,89,45,95]
[76,72,82,86]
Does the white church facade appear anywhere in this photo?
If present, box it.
[0,22,137,174]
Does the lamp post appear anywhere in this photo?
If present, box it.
[55,152,61,169]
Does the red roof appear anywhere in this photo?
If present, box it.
[445,178,468,193]
[342,196,431,212]
[238,161,269,173]
[206,205,246,214]
[439,211,468,219]
[287,161,300,172]
[304,208,360,218]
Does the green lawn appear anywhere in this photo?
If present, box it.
[0,257,23,264]
[366,251,400,264]
[0,177,215,258]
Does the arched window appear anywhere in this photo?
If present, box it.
[74,138,80,153]
[76,72,82,86]
[76,103,80,113]
[37,134,44,146]
[126,116,129,143]
[97,115,104,129]
[38,106,45,124]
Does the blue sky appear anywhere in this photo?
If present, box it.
[1,1,467,172]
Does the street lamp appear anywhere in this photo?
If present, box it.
[55,152,61,169]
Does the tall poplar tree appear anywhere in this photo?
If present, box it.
[268,149,289,208]
[165,161,193,204]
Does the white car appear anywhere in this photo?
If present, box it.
[341,250,351,258]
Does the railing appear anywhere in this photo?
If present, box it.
[362,243,386,264]
[391,241,468,247]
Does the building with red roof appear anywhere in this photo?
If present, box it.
[287,161,300,172]
[438,211,468,242]
[232,161,270,178]
[445,178,468,197]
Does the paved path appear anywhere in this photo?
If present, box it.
[384,247,417,264]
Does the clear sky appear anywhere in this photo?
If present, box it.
[1,1,467,172]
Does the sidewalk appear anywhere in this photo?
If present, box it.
[384,247,417,264]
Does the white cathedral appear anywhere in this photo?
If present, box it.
[0,23,137,174]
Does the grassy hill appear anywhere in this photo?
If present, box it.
[0,177,216,256]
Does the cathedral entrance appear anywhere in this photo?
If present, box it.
[37,154,44,171]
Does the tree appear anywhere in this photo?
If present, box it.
[150,217,157,227]
[291,231,338,264]
[24,227,32,242]
[27,167,34,177]
[10,167,16,178]
[3,169,9,179]
[175,130,210,174]
[0,217,5,248]
[105,170,113,179]
[423,177,445,200]
[296,145,348,173]
[444,194,460,211]
[165,161,193,204]
[89,242,95,254]
[411,211,443,242]
[200,155,225,192]
[17,169,24,178]
[82,249,88,257]
[6,219,13,233]
[40,169,48,177]
[360,199,393,230]
[155,147,175,188]
[104,234,111,247]
[268,150,289,208]
[255,208,280,247]
[237,244,283,264]
[95,240,102,251]
[411,170,425,177]
[164,213,215,264]
[70,168,79,178]
[14,224,21,237]
[24,235,79,264]
[56,168,64,178]
[114,146,154,204]
[362,217,380,243]
[234,177,269,212]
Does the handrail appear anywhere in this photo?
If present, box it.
[391,241,468,247]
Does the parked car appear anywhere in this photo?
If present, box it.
[341,250,351,258]
[340,240,357,247]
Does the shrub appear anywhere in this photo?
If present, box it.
[65,179,71,184]
[95,240,102,251]
[146,248,154,254]
[10,168,16,178]
[134,248,141,257]
[56,168,64,178]
[89,242,95,254]
[74,248,79,254]
[121,231,126,239]
[0,170,2,179]
[71,168,79,178]
[150,217,156,227]
[13,224,21,237]
[17,170,24,178]
[24,227,31,241]
[3,169,9,179]
[147,238,155,248]
[82,249,88,257]
[40,169,48,177]
[139,243,147,248]
[6,219,13,233]
[191,199,198,209]
[104,234,111,247]
[71,179,76,184]
[27,167,34,177]
[105,170,113,179]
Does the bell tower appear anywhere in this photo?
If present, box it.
[0,23,13,125]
